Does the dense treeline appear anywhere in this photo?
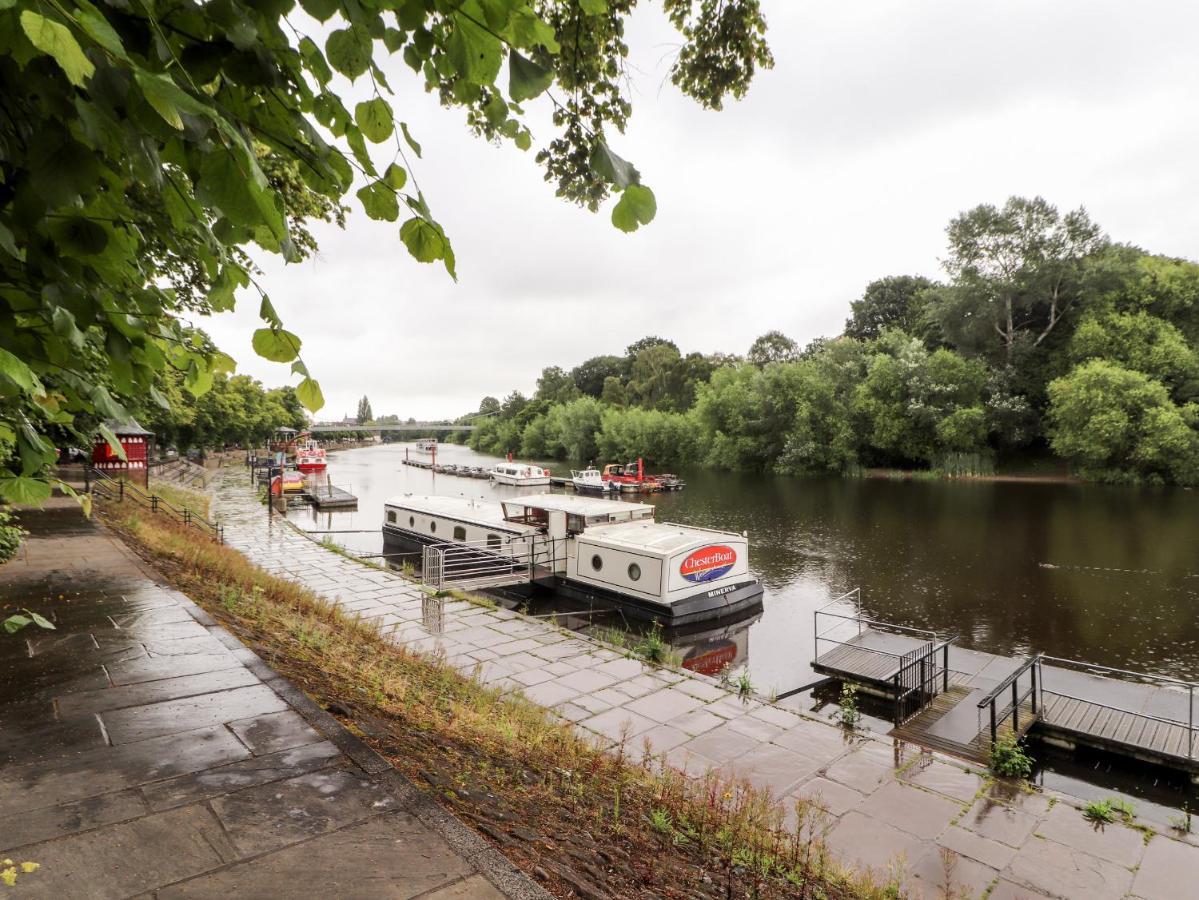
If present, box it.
[468,197,1199,485]
[131,372,307,452]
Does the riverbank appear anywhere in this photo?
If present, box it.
[97,478,879,898]
[0,497,536,898]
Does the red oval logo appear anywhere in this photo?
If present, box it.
[680,545,736,583]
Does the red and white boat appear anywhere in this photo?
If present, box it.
[295,438,327,472]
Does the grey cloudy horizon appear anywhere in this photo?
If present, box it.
[200,0,1199,422]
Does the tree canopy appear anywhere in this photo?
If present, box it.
[0,0,773,502]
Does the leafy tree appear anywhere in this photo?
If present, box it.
[535,366,580,404]
[600,375,627,407]
[595,406,697,466]
[1069,312,1199,401]
[570,355,626,398]
[356,395,374,424]
[628,343,682,409]
[1047,360,1199,484]
[851,332,988,465]
[929,197,1108,362]
[477,396,502,416]
[544,396,602,460]
[0,0,772,502]
[844,276,937,342]
[625,336,680,358]
[693,363,805,470]
[747,330,799,366]
[776,340,867,474]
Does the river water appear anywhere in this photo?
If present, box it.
[289,441,1199,693]
[287,440,1199,820]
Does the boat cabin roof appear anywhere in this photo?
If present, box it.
[502,493,653,518]
[583,520,743,554]
[385,495,536,533]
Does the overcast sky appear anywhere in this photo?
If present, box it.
[199,0,1199,421]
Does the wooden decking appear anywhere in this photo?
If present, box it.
[1041,692,1197,765]
[303,484,358,509]
[812,641,903,684]
[892,687,1037,764]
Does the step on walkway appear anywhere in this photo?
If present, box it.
[0,497,545,899]
[209,469,1199,900]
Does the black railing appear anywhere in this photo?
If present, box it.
[88,467,223,544]
[893,637,955,725]
[148,457,208,489]
[977,654,1042,745]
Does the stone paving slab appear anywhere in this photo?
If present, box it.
[200,469,1199,898]
[0,498,545,899]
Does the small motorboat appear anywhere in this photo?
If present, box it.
[270,470,306,495]
[295,438,327,472]
[489,462,552,486]
[571,467,615,493]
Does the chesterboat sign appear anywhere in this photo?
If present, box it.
[679,545,737,583]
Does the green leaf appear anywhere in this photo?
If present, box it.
[447,11,503,85]
[590,141,640,189]
[400,217,447,264]
[502,8,560,53]
[383,163,407,190]
[20,10,95,87]
[356,181,400,222]
[149,386,171,410]
[298,36,332,84]
[296,377,325,412]
[54,215,108,255]
[611,184,657,233]
[300,0,339,22]
[196,150,286,241]
[29,612,55,630]
[0,348,45,396]
[252,328,302,363]
[75,0,126,57]
[97,422,127,460]
[0,477,51,505]
[326,26,372,81]
[51,307,85,351]
[514,128,532,151]
[0,221,23,261]
[354,98,394,143]
[508,51,552,102]
[579,0,607,13]
[345,126,378,177]
[211,351,237,374]
[3,615,32,635]
[400,122,422,158]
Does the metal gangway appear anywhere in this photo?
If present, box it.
[420,534,567,592]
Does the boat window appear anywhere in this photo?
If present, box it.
[628,563,641,582]
[591,554,603,572]
[453,525,466,541]
[567,514,585,534]
[409,516,415,528]
[487,534,501,549]
[387,511,396,524]
[430,521,437,534]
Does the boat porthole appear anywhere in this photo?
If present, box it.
[453,526,466,541]
[387,511,396,524]
[591,554,603,572]
[430,521,437,534]
[409,516,415,528]
[628,563,641,581]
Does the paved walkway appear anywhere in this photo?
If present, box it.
[209,469,1199,900]
[0,498,544,899]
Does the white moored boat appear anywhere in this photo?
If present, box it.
[415,438,438,452]
[489,462,551,486]
[381,492,763,625]
[571,467,615,493]
[295,439,327,472]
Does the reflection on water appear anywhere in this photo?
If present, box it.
[292,441,1199,695]
[289,441,1199,811]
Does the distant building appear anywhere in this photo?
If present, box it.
[92,419,154,485]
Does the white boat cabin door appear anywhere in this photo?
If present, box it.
[546,509,567,541]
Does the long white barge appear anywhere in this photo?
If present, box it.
[382,492,763,625]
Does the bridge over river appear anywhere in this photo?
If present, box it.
[307,423,476,433]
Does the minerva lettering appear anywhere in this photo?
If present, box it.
[679,545,737,583]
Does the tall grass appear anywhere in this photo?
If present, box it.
[99,498,885,898]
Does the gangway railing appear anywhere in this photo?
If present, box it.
[893,636,956,725]
[1038,656,1197,761]
[421,535,567,591]
[977,654,1042,746]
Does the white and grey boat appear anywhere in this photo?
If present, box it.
[382,492,763,625]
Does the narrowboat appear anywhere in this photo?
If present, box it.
[489,462,552,486]
[381,492,763,625]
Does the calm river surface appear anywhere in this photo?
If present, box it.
[289,441,1199,697]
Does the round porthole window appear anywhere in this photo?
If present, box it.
[591,554,603,571]
[409,516,415,528]
[430,521,437,533]
[628,563,641,582]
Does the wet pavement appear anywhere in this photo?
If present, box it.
[0,497,544,899]
[207,468,1199,899]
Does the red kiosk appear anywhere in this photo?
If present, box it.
[91,419,154,486]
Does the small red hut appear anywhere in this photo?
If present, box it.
[92,419,154,485]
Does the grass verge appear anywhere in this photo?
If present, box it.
[98,498,885,899]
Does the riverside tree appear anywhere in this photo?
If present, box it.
[0,0,773,502]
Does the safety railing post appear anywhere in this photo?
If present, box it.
[1012,680,1019,734]
[119,479,124,501]
[990,698,998,745]
[1031,661,1038,716]
[943,643,950,692]
[150,495,158,512]
[1190,684,1195,760]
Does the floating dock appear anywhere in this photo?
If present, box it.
[812,594,1198,780]
[301,483,358,509]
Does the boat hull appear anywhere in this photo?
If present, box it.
[490,475,551,487]
[296,462,326,472]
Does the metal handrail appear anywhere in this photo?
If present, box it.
[1041,687,1193,731]
[815,609,938,639]
[1041,655,1198,689]
[89,467,223,544]
[977,654,1044,708]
